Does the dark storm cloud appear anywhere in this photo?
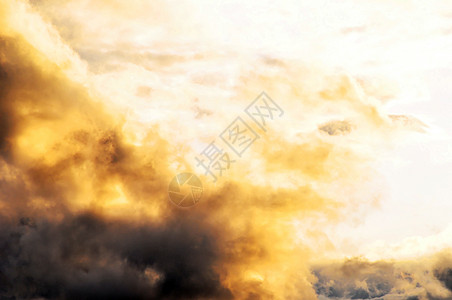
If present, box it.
[0,30,230,300]
[0,213,232,300]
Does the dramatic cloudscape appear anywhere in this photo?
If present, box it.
[0,0,451,299]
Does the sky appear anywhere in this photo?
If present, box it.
[0,0,452,299]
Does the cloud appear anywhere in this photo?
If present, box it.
[313,255,452,300]
[0,213,232,300]
[1,0,451,299]
[318,120,352,136]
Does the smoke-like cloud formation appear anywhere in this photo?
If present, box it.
[1,0,451,299]
[313,254,452,300]
[0,213,232,300]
